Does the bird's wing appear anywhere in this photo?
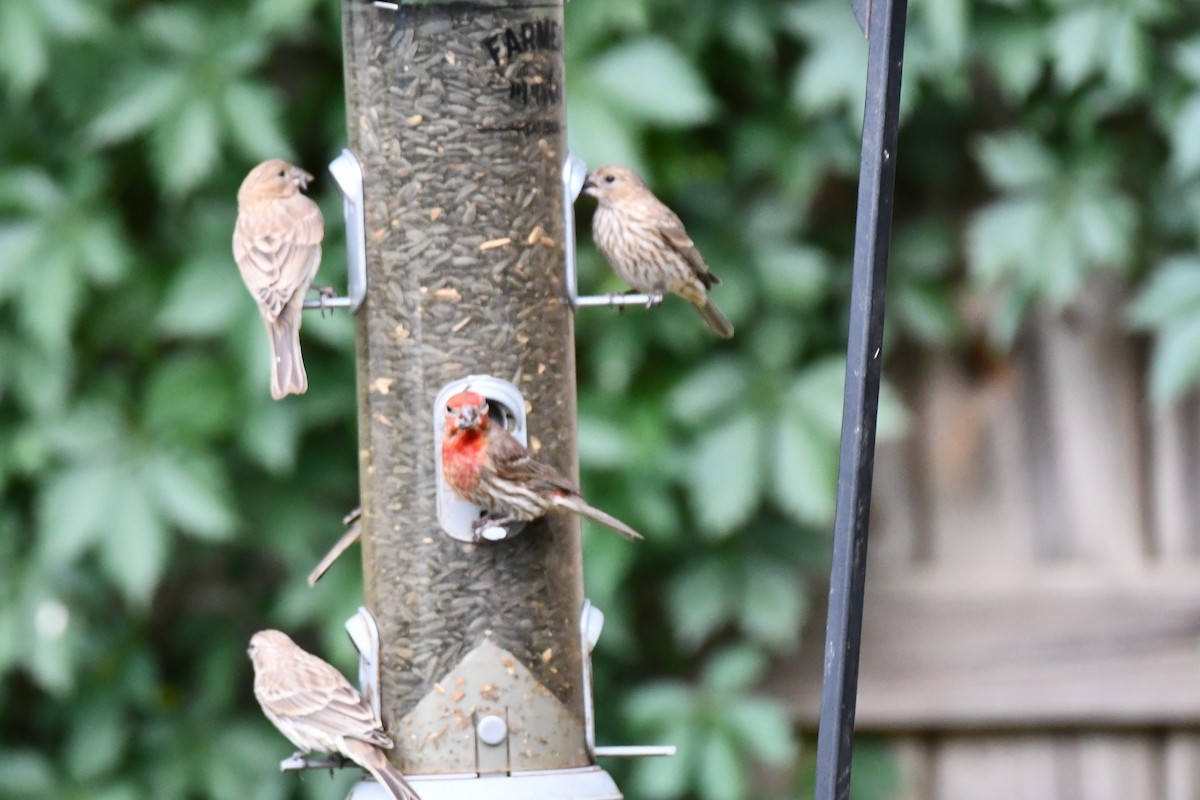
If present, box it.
[656,214,719,288]
[258,652,391,748]
[233,198,324,319]
[488,427,578,495]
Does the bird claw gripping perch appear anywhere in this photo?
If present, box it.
[472,512,514,542]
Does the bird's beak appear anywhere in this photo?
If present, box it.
[582,175,598,198]
[454,405,481,430]
[294,169,314,191]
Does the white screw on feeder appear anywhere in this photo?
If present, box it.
[477,715,509,746]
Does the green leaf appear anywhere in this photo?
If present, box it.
[38,461,119,562]
[666,558,736,649]
[703,646,768,694]
[1175,36,1200,83]
[222,82,293,161]
[252,0,324,31]
[91,785,141,800]
[973,133,1056,191]
[631,720,696,800]
[754,245,830,309]
[157,256,246,337]
[79,217,129,284]
[144,355,238,441]
[772,411,837,526]
[624,682,695,729]
[1170,94,1200,177]
[740,559,807,647]
[65,703,126,781]
[0,222,40,294]
[877,380,910,441]
[0,749,56,796]
[1128,257,1200,328]
[917,0,969,62]
[152,99,221,194]
[724,698,797,766]
[578,415,636,469]
[100,476,169,604]
[1050,7,1106,90]
[788,358,848,437]
[850,740,904,800]
[88,71,187,146]
[1073,192,1135,269]
[1149,313,1200,403]
[138,6,207,53]
[40,0,105,38]
[686,411,762,538]
[0,2,48,94]
[787,0,867,120]
[143,450,236,541]
[668,360,751,425]
[565,86,645,173]
[1105,11,1148,93]
[894,283,961,345]
[237,400,300,473]
[697,730,746,800]
[965,197,1044,286]
[979,21,1045,101]
[20,250,81,351]
[590,37,717,126]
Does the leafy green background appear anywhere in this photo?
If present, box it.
[2,0,1196,797]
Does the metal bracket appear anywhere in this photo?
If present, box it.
[346,606,382,719]
[303,148,367,313]
[434,376,529,543]
[579,599,676,762]
[581,599,603,758]
[851,0,870,35]
[562,153,663,311]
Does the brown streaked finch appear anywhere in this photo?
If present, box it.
[441,390,642,540]
[584,165,734,339]
[248,630,420,800]
[233,159,324,400]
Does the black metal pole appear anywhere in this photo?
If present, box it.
[813,0,908,796]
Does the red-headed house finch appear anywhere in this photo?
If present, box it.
[248,630,420,800]
[441,391,643,541]
[584,165,734,339]
[233,159,325,399]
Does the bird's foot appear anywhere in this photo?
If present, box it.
[315,285,337,316]
[473,512,515,541]
[646,291,664,309]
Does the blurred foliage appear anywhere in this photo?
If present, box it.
[2,0,1199,799]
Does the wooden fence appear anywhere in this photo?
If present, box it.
[770,281,1200,798]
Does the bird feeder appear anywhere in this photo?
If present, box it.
[313,1,669,797]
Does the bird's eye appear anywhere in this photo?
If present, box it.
[446,404,453,413]
[604,175,615,183]
[278,170,286,177]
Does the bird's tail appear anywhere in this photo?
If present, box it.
[352,746,422,800]
[692,296,735,339]
[266,313,308,400]
[553,494,643,540]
